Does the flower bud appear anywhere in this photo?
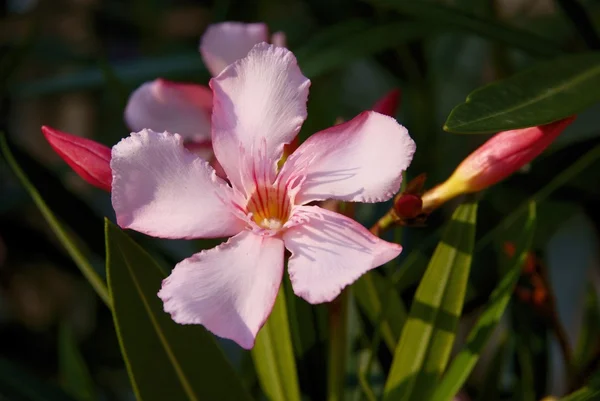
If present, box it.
[42,126,112,192]
[394,193,423,219]
[372,89,401,117]
[421,117,575,212]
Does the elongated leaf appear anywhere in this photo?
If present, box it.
[366,0,561,56]
[354,272,407,352]
[0,358,77,401]
[0,134,110,306]
[105,220,252,401]
[297,21,435,77]
[444,53,600,133]
[383,200,478,401]
[58,323,97,401]
[251,287,301,401]
[431,201,537,401]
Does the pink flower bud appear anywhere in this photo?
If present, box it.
[421,117,575,212]
[372,89,401,117]
[451,117,575,192]
[42,126,112,192]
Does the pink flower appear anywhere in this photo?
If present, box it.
[111,44,416,349]
[125,22,287,160]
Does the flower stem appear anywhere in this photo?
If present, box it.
[327,289,349,401]
[370,210,398,237]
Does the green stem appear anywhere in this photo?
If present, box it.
[328,289,349,401]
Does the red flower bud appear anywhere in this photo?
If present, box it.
[42,126,112,192]
[372,89,401,117]
[394,193,423,219]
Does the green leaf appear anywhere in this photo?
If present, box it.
[354,272,407,352]
[0,358,78,401]
[0,133,110,306]
[444,53,600,133]
[251,287,301,401]
[365,0,561,56]
[105,219,253,401]
[383,199,478,401]
[431,201,537,401]
[58,323,97,401]
[297,21,434,78]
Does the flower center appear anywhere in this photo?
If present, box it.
[246,184,291,230]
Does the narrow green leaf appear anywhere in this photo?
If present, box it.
[297,22,435,78]
[431,201,537,401]
[383,199,478,401]
[476,331,509,401]
[251,287,301,401]
[365,0,562,56]
[0,358,77,401]
[105,220,252,401]
[444,53,600,133]
[354,272,407,352]
[0,133,110,306]
[58,323,97,401]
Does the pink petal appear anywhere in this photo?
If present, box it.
[124,79,212,143]
[279,111,416,204]
[210,43,310,191]
[42,126,112,192]
[111,129,244,239]
[271,31,287,48]
[283,206,402,304]
[158,230,284,349]
[200,22,269,77]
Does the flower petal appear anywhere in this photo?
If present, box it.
[124,79,212,143]
[158,230,284,349]
[283,206,402,304]
[200,22,269,77]
[279,111,416,204]
[42,126,112,192]
[210,43,310,191]
[111,129,244,239]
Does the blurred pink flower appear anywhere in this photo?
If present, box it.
[111,44,415,349]
[125,22,287,161]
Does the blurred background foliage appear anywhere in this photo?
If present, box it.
[1,0,600,400]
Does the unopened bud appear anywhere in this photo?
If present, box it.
[372,89,401,118]
[421,117,575,212]
[394,193,423,219]
[42,126,112,192]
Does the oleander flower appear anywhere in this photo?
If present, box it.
[111,43,415,349]
[124,22,287,162]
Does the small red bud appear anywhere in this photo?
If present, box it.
[42,126,112,192]
[372,89,401,117]
[394,193,423,219]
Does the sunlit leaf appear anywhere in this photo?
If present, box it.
[383,199,478,401]
[105,220,253,401]
[0,133,110,306]
[251,287,301,401]
[444,53,600,133]
[431,201,537,401]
